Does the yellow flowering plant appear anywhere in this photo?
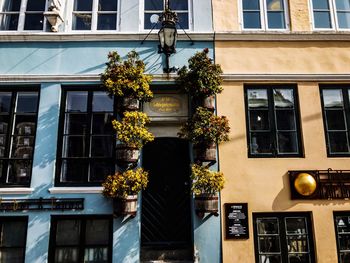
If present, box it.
[102,168,149,198]
[113,111,154,149]
[101,51,153,102]
[191,164,225,195]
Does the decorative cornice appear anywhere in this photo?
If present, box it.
[222,74,350,82]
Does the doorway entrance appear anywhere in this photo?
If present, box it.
[141,137,192,261]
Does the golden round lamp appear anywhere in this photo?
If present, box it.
[294,173,317,196]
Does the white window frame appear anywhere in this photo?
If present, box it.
[140,0,193,32]
[239,0,290,31]
[0,0,49,32]
[310,0,350,31]
[67,0,121,32]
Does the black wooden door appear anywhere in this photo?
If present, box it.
[141,138,192,249]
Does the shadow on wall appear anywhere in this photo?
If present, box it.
[272,172,350,210]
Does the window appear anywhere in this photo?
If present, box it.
[71,0,118,31]
[49,216,112,263]
[311,0,350,30]
[334,212,350,263]
[253,213,315,263]
[245,85,302,157]
[144,0,190,30]
[0,0,48,31]
[0,217,28,263]
[320,86,350,156]
[241,0,288,30]
[0,90,39,187]
[56,89,115,186]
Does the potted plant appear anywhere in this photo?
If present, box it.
[113,111,154,163]
[178,107,230,162]
[191,164,225,215]
[101,50,153,111]
[102,168,149,217]
[176,48,223,110]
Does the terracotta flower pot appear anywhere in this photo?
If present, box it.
[116,144,140,164]
[120,97,140,111]
[194,143,216,162]
[113,195,138,217]
[194,193,219,215]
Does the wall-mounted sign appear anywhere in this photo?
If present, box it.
[224,203,249,239]
[150,96,181,113]
[0,198,84,211]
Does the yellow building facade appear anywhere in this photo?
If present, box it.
[213,0,350,262]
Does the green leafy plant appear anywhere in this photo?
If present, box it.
[102,168,149,198]
[101,51,153,101]
[178,107,230,146]
[191,164,225,195]
[176,48,223,98]
[113,111,154,149]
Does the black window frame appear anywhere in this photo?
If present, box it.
[253,212,316,263]
[244,84,303,158]
[320,85,350,157]
[55,87,116,186]
[48,215,113,263]
[334,211,350,263]
[0,87,40,187]
[0,216,28,263]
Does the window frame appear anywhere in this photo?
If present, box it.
[0,0,50,31]
[244,84,303,158]
[67,0,121,32]
[239,0,290,31]
[320,85,350,157]
[334,211,350,263]
[55,87,117,187]
[0,87,40,187]
[0,216,28,263]
[48,215,113,263]
[140,0,193,31]
[253,212,316,263]
[310,0,350,31]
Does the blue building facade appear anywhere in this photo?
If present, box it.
[0,0,220,262]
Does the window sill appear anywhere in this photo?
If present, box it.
[0,188,34,194]
[48,187,103,194]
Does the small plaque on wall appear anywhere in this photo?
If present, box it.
[224,203,249,239]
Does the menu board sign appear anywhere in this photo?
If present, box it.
[224,203,249,239]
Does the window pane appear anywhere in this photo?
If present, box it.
[325,110,346,130]
[312,0,330,9]
[259,236,281,253]
[63,136,86,157]
[340,253,350,263]
[16,92,38,113]
[84,247,108,263]
[336,216,350,233]
[0,14,19,30]
[26,0,46,11]
[243,0,260,10]
[249,110,270,130]
[64,114,89,135]
[66,92,88,112]
[336,0,350,9]
[86,219,109,245]
[288,254,310,263]
[12,136,34,158]
[74,0,92,11]
[243,12,261,28]
[144,13,162,29]
[0,93,12,113]
[248,89,268,108]
[286,218,307,234]
[277,132,298,153]
[98,0,117,11]
[56,220,80,245]
[260,255,282,263]
[61,160,88,183]
[267,11,285,28]
[275,110,296,130]
[90,136,113,157]
[170,0,188,10]
[97,14,116,30]
[337,12,350,28]
[92,113,113,134]
[72,14,92,30]
[267,0,283,11]
[0,221,26,246]
[274,89,294,108]
[7,160,32,184]
[0,248,24,263]
[14,115,36,135]
[145,0,163,10]
[314,11,332,28]
[24,14,44,30]
[90,161,113,182]
[93,92,113,112]
[0,160,7,182]
[250,132,273,154]
[323,89,343,107]
[339,235,350,251]
[328,131,350,153]
[257,218,279,234]
[55,247,79,263]
[2,0,21,12]
[177,12,189,29]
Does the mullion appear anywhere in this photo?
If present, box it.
[269,87,278,155]
[343,88,350,150]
